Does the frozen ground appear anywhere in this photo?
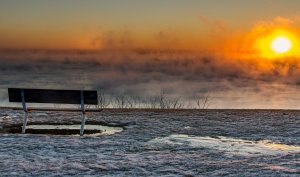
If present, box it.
[0,109,299,176]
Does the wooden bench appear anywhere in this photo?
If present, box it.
[8,88,98,136]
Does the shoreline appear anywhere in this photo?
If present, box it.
[1,106,300,112]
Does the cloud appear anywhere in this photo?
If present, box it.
[88,29,135,50]
[155,30,179,48]
[2,49,300,87]
[198,15,228,38]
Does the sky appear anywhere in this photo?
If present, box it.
[1,0,300,50]
[1,0,300,109]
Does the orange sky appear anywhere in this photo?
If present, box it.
[1,0,300,58]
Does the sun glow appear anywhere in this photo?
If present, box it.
[271,36,292,54]
[253,29,299,59]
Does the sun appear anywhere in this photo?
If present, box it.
[271,36,292,54]
[253,29,299,59]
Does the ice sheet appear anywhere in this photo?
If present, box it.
[148,134,300,156]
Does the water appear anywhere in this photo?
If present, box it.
[26,124,123,136]
[0,109,299,176]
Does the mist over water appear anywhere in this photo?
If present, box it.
[1,49,300,109]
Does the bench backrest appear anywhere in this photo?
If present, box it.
[8,88,98,105]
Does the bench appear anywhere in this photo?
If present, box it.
[8,88,99,136]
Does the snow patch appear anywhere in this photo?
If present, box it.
[148,134,300,156]
[0,114,19,119]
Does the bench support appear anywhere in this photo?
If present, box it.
[21,89,28,134]
[80,91,86,136]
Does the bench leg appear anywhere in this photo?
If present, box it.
[22,111,28,134]
[80,112,86,136]
[21,89,28,134]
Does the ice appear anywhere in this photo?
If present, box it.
[148,134,300,156]
[0,114,19,119]
[264,165,299,173]
[0,109,299,176]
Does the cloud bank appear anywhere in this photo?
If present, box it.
[1,48,300,109]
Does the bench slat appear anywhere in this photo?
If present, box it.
[8,88,98,105]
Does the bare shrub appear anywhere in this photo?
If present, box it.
[196,93,210,109]
[171,97,183,109]
[147,96,159,109]
[127,96,141,108]
[114,95,128,109]
[157,90,184,109]
[96,91,110,109]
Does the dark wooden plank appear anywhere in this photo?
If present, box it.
[8,88,98,105]
[6,107,104,112]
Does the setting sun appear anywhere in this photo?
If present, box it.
[253,28,300,59]
[271,36,292,54]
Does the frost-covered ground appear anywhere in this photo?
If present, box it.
[0,109,299,176]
